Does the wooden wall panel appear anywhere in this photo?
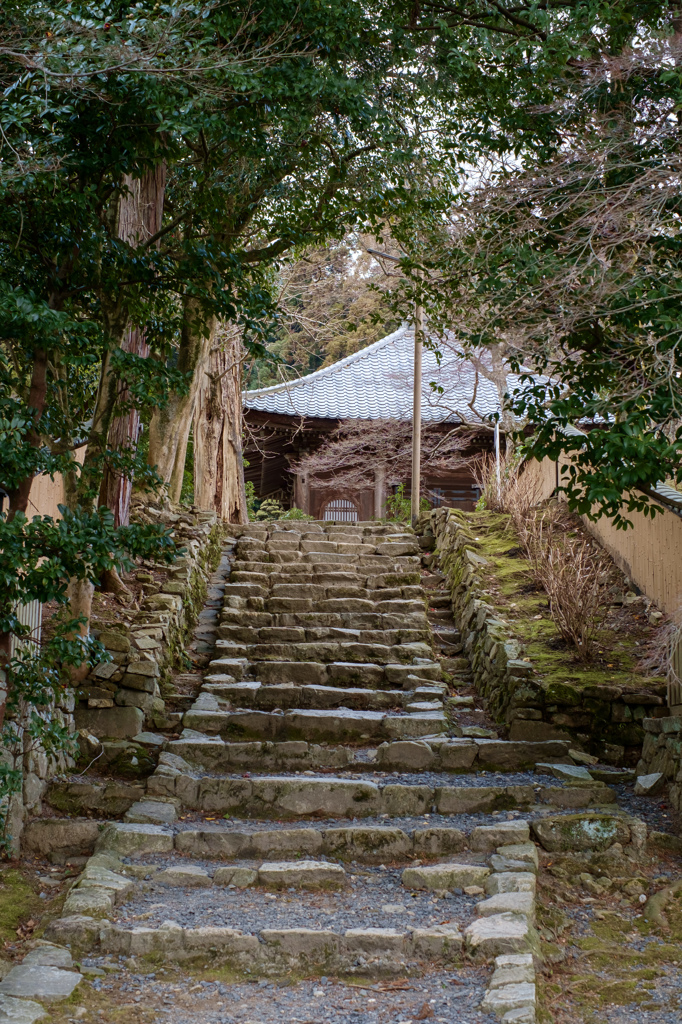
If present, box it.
[523,456,682,615]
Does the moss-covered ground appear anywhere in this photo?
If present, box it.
[536,852,682,1023]
[464,509,665,694]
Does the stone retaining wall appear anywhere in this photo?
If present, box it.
[74,503,222,747]
[637,716,682,814]
[429,508,666,764]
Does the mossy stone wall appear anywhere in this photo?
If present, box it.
[430,507,666,765]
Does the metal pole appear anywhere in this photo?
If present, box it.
[364,250,424,526]
[494,419,501,496]
[411,283,423,528]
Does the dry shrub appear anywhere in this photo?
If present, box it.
[640,613,682,707]
[523,507,610,662]
[472,452,540,528]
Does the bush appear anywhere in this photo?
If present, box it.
[384,484,430,523]
[523,507,609,662]
[253,498,312,522]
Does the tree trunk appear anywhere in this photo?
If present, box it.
[146,295,212,494]
[66,576,96,683]
[99,164,166,526]
[194,328,247,522]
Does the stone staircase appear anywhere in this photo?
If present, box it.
[19,520,625,1023]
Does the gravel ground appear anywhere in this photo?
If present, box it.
[82,967,498,1024]
[170,804,596,837]
[179,769,563,788]
[115,864,477,931]
[611,783,682,836]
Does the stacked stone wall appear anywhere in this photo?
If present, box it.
[74,503,222,743]
[9,503,222,852]
[637,717,682,813]
[429,507,667,764]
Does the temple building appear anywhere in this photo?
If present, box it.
[242,325,522,521]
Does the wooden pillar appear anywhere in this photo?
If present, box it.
[374,465,386,519]
[295,473,310,514]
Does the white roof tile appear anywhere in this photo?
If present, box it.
[243,325,526,424]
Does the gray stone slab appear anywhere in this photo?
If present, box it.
[22,945,72,969]
[0,967,81,1001]
[0,993,47,1023]
[124,800,177,825]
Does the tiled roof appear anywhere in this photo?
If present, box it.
[243,325,526,424]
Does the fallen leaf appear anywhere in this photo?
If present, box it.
[415,1003,434,1020]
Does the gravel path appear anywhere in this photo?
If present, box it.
[83,967,499,1024]
[182,769,563,788]
[170,804,593,837]
[116,865,477,931]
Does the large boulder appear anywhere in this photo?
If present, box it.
[532,813,632,852]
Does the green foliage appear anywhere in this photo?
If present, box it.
[0,504,176,847]
[253,499,312,522]
[245,480,258,520]
[384,484,430,523]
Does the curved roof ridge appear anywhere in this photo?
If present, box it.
[243,323,412,401]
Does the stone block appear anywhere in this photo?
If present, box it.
[401,863,490,891]
[213,867,258,888]
[322,827,411,863]
[376,740,435,771]
[490,844,539,875]
[634,772,665,796]
[183,927,259,955]
[124,800,177,825]
[120,673,157,694]
[98,631,130,653]
[476,892,535,919]
[257,861,345,889]
[22,819,101,858]
[74,706,144,740]
[481,982,536,1016]
[249,828,324,860]
[437,740,478,770]
[412,827,467,857]
[63,888,113,918]
[155,865,212,887]
[43,915,100,951]
[464,913,536,958]
[469,821,530,852]
[531,813,631,852]
[485,873,536,896]
[0,967,81,1002]
[260,929,341,958]
[381,784,432,816]
[0,993,47,1023]
[344,928,407,952]
[434,786,504,814]
[411,925,463,958]
[95,823,173,858]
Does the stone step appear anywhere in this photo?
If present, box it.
[216,624,431,646]
[201,681,445,711]
[150,733,569,770]
[182,705,447,743]
[205,658,443,689]
[220,610,430,631]
[93,818,531,862]
[230,562,421,584]
[165,734,574,775]
[213,639,435,666]
[53,914,465,974]
[138,771,617,819]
